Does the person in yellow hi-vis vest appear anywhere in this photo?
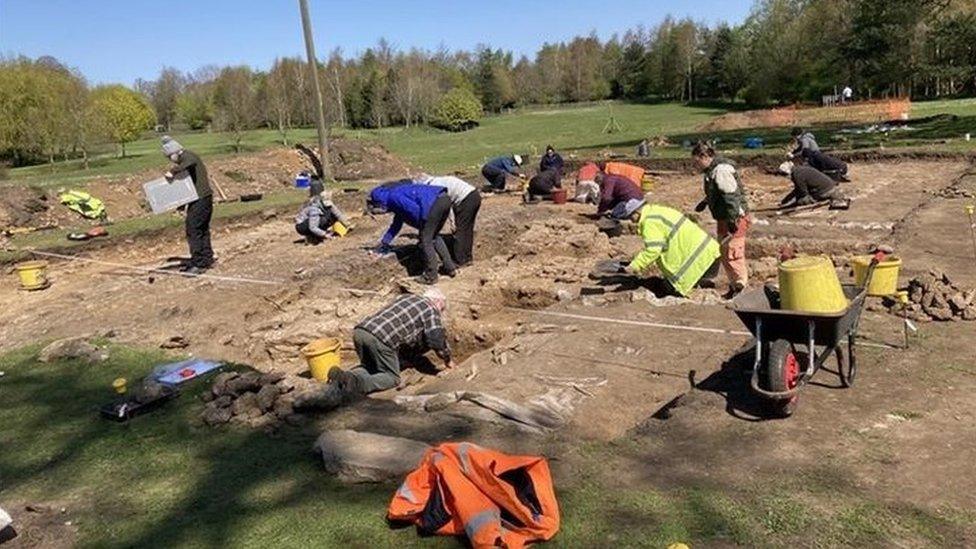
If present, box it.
[613,198,721,297]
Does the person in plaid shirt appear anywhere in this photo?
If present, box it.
[295,288,455,410]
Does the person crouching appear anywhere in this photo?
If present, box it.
[294,288,454,410]
[295,180,351,244]
[615,198,721,297]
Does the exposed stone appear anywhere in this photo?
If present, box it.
[314,430,431,483]
[38,337,108,363]
[231,392,262,418]
[259,371,286,385]
[256,384,280,412]
[211,372,239,396]
[273,395,295,418]
[226,372,262,395]
[201,405,233,426]
[160,335,189,349]
[212,395,233,409]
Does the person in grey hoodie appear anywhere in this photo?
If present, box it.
[294,180,351,244]
[419,174,481,266]
[789,128,820,157]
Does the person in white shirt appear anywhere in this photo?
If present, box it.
[418,174,482,266]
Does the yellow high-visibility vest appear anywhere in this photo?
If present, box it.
[628,203,720,296]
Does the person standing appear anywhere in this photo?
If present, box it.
[419,174,481,266]
[842,85,853,104]
[367,183,457,284]
[539,145,564,175]
[481,154,524,192]
[162,136,213,274]
[692,142,750,298]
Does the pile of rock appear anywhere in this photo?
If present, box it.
[888,270,976,321]
[200,370,315,430]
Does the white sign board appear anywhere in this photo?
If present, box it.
[143,176,199,214]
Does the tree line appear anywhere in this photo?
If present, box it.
[3,0,976,167]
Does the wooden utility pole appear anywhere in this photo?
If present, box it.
[298,0,332,181]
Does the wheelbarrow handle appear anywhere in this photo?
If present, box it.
[860,251,888,291]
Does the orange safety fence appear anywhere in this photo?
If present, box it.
[699,98,912,132]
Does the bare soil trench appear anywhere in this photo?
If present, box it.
[1,159,974,529]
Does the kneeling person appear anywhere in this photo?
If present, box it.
[616,199,720,297]
[295,289,454,410]
[295,180,351,243]
[526,169,562,202]
[779,162,839,206]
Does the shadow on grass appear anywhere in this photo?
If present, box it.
[0,345,439,547]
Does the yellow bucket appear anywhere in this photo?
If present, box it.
[778,256,848,314]
[14,260,50,291]
[852,255,901,297]
[641,177,654,192]
[302,338,342,381]
[332,221,349,237]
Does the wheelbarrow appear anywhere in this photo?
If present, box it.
[730,253,885,417]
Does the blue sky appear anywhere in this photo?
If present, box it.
[0,0,752,85]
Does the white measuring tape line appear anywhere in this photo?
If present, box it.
[24,248,283,286]
[16,247,903,346]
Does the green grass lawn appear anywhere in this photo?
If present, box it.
[5,129,321,188]
[1,343,971,547]
[343,101,728,174]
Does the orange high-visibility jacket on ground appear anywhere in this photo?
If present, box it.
[604,162,645,188]
[388,442,560,548]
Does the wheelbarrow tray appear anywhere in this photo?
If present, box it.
[731,284,867,348]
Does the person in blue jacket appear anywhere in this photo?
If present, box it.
[367,183,458,284]
[481,154,524,192]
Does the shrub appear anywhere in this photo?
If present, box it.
[430,88,483,132]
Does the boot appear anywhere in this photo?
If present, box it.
[328,369,368,403]
[293,384,345,411]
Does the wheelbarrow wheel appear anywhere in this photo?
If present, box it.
[763,338,800,418]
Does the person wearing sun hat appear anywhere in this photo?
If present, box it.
[480,154,525,192]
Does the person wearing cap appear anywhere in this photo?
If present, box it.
[418,174,481,266]
[294,180,351,244]
[777,162,840,206]
[295,288,454,410]
[692,141,750,297]
[539,145,564,175]
[367,183,457,284]
[615,198,721,297]
[789,128,820,158]
[595,171,644,215]
[481,154,524,192]
[162,136,213,274]
[574,162,601,204]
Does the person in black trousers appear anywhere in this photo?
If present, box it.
[162,136,214,274]
[419,174,481,266]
